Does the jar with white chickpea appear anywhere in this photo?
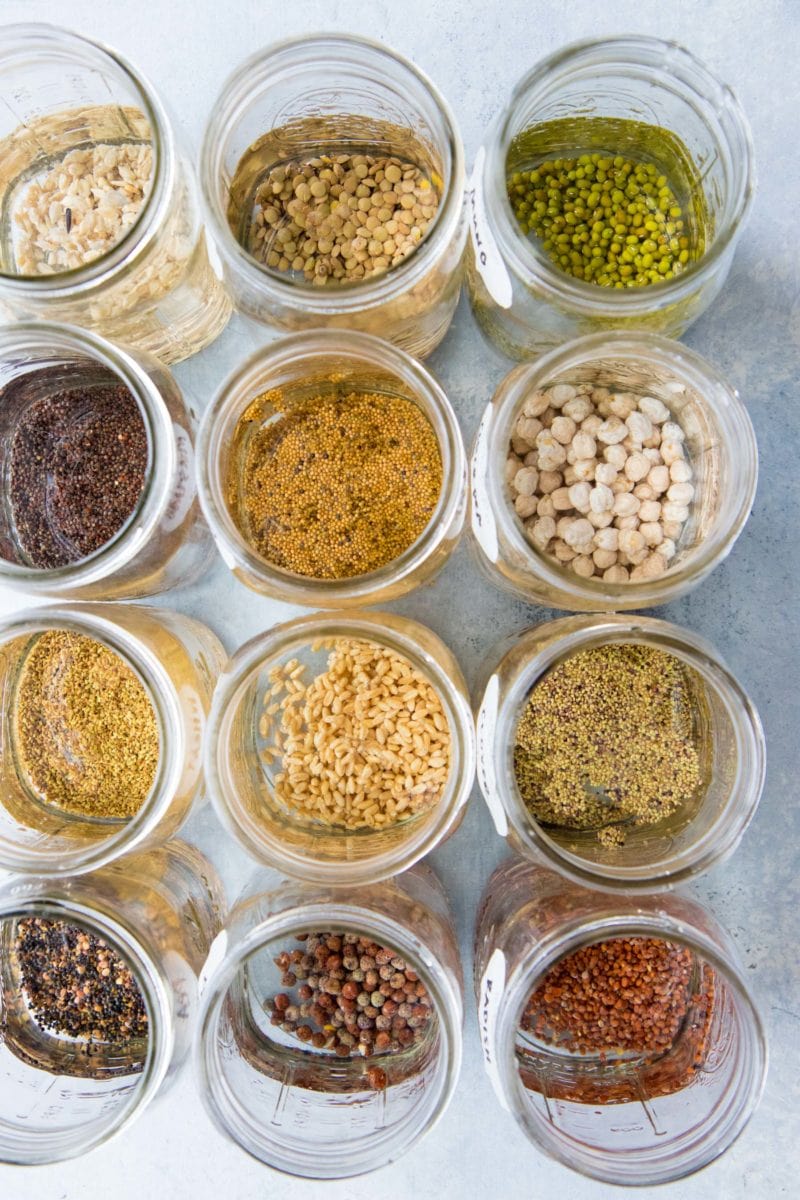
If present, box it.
[469,332,758,612]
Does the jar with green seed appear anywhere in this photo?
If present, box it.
[466,37,754,359]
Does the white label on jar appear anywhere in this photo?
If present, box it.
[477,674,508,837]
[470,404,500,563]
[198,929,228,1000]
[204,229,225,281]
[162,425,196,533]
[468,146,513,309]
[478,947,510,1110]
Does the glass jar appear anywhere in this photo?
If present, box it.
[0,839,224,1164]
[0,24,231,364]
[206,609,475,883]
[476,614,764,891]
[195,862,462,1178]
[200,33,466,358]
[0,603,225,876]
[198,329,467,606]
[470,332,757,611]
[0,322,214,600]
[474,858,767,1185]
[466,36,754,359]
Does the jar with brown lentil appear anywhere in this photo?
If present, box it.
[205,609,476,884]
[198,330,467,607]
[0,840,225,1164]
[0,604,226,876]
[195,862,462,1178]
[200,34,466,358]
[474,860,767,1186]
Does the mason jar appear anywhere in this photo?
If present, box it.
[0,839,224,1164]
[476,614,765,891]
[469,332,757,611]
[200,33,466,358]
[474,859,767,1185]
[0,322,214,600]
[198,330,467,607]
[206,609,475,883]
[466,36,754,359]
[195,862,462,1178]
[0,603,225,876]
[0,24,231,363]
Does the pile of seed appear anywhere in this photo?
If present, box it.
[244,153,440,284]
[261,638,451,831]
[521,937,694,1057]
[508,152,692,286]
[267,930,434,1084]
[14,630,159,820]
[506,380,694,583]
[13,141,153,275]
[233,389,442,579]
[15,917,148,1043]
[6,377,148,569]
[514,643,701,845]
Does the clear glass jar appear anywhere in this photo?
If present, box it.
[198,329,467,607]
[206,609,475,884]
[200,33,466,358]
[195,862,462,1178]
[0,603,225,876]
[470,332,757,611]
[0,839,224,1163]
[0,322,214,599]
[476,614,765,891]
[474,858,767,1185]
[466,36,754,359]
[0,24,231,364]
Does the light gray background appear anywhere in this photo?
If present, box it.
[0,0,797,1197]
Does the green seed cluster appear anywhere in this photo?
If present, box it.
[508,153,692,287]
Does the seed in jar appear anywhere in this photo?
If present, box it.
[513,643,701,844]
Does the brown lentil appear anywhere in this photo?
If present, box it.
[231,389,442,579]
[13,630,159,819]
[514,643,701,843]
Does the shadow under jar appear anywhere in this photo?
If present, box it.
[197,329,466,607]
[206,610,476,884]
[476,615,765,891]
[470,332,757,611]
[200,33,466,358]
[466,36,754,359]
[474,859,767,1186]
[0,322,213,600]
[0,603,225,876]
[195,862,462,1179]
[0,23,231,364]
[0,840,224,1164]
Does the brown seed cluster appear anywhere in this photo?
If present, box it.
[514,643,701,844]
[14,630,160,819]
[232,389,442,579]
[261,638,451,831]
[245,153,440,284]
[522,937,694,1058]
[15,917,148,1043]
[267,931,434,1073]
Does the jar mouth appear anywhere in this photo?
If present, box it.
[199,32,465,312]
[196,902,462,1178]
[0,23,169,291]
[489,35,755,312]
[205,610,475,884]
[0,321,173,588]
[484,615,764,890]
[0,894,172,1164]
[0,607,185,875]
[484,331,758,609]
[197,328,466,604]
